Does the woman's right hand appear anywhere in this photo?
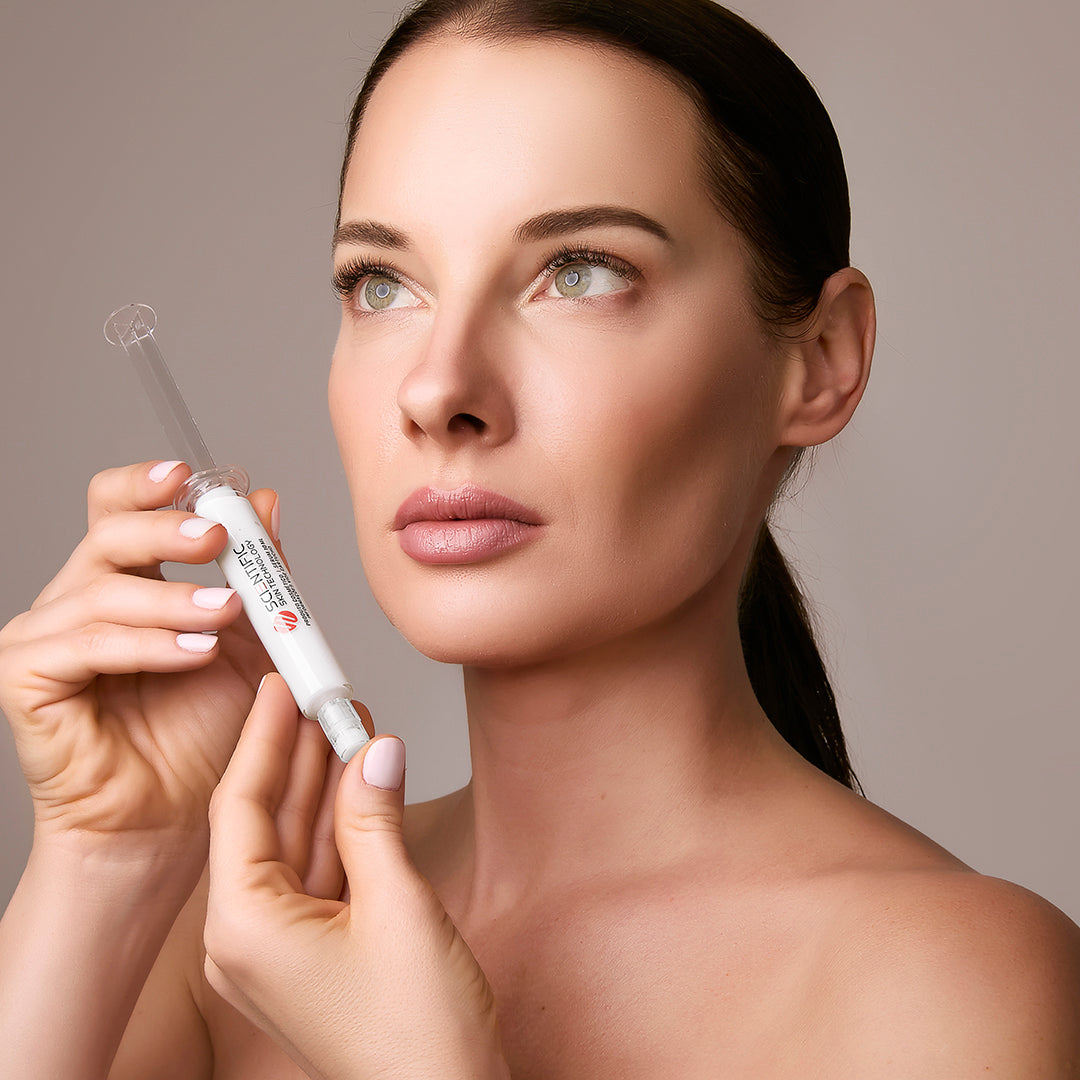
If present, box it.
[0,460,277,863]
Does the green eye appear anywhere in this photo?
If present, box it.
[554,264,593,298]
[364,276,400,310]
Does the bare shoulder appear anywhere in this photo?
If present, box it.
[813,860,1080,1076]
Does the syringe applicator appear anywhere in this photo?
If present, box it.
[103,303,370,763]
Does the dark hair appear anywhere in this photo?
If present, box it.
[339,0,861,792]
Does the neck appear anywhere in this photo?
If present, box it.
[439,581,793,917]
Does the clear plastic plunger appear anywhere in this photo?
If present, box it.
[102,303,370,762]
[104,304,217,475]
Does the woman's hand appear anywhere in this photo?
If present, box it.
[0,461,277,866]
[203,674,510,1080]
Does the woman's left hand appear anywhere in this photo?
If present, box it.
[203,674,510,1080]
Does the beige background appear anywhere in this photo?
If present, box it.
[1,0,1077,924]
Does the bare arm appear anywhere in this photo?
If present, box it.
[0,462,280,1078]
[0,839,211,1080]
[109,868,215,1080]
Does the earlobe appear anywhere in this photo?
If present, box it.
[777,267,875,448]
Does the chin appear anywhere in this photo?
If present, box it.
[360,537,739,671]
[376,580,703,674]
[382,600,560,668]
[368,570,597,669]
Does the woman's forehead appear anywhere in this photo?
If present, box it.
[340,37,715,241]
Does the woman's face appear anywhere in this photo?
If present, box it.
[330,37,793,664]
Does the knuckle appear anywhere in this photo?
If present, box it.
[0,644,20,698]
[81,574,113,612]
[79,620,120,658]
[83,511,115,550]
[85,467,120,512]
[0,610,29,651]
[0,640,43,718]
[84,511,154,567]
[347,808,402,837]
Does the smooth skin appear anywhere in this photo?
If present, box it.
[0,460,269,1076]
[2,34,1079,1080]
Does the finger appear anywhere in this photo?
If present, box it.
[0,624,226,707]
[87,460,193,527]
[19,578,242,641]
[204,676,344,999]
[334,735,408,905]
[209,673,303,888]
[36,510,229,609]
[275,714,333,877]
[248,488,288,572]
[304,752,347,900]
[352,699,377,739]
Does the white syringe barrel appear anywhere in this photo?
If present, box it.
[176,470,369,762]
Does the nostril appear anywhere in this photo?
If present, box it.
[448,412,486,435]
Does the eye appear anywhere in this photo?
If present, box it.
[357,274,422,312]
[536,250,637,301]
[332,259,424,314]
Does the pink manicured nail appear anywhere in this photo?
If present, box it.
[362,737,406,791]
[270,496,281,544]
[179,517,217,540]
[149,460,185,483]
[192,587,235,610]
[176,632,218,653]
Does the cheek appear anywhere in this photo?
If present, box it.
[510,311,778,644]
[328,350,364,496]
[562,313,776,542]
[328,343,395,542]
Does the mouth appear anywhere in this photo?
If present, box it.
[393,484,544,565]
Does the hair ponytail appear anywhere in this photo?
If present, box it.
[739,525,860,791]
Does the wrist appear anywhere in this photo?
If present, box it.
[28,823,208,908]
[0,826,204,1080]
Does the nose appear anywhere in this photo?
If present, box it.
[397,308,516,449]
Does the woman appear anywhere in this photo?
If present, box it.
[1,1,1077,1076]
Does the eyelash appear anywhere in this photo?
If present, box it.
[539,245,641,288]
[330,245,642,306]
[332,257,399,303]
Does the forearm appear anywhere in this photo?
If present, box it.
[0,834,203,1080]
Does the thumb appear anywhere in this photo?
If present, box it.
[248,487,288,569]
[335,735,408,896]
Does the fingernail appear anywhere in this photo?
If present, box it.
[177,632,218,653]
[361,737,405,791]
[270,495,281,545]
[179,517,218,540]
[192,587,235,610]
[149,460,185,483]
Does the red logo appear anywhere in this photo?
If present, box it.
[273,610,299,633]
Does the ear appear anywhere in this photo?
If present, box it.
[776,267,875,447]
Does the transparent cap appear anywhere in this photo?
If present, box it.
[173,465,250,513]
[317,697,370,763]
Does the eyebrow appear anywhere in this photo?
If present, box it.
[331,219,411,251]
[513,206,671,245]
[331,205,671,254]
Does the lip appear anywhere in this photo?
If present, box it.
[393,484,544,565]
